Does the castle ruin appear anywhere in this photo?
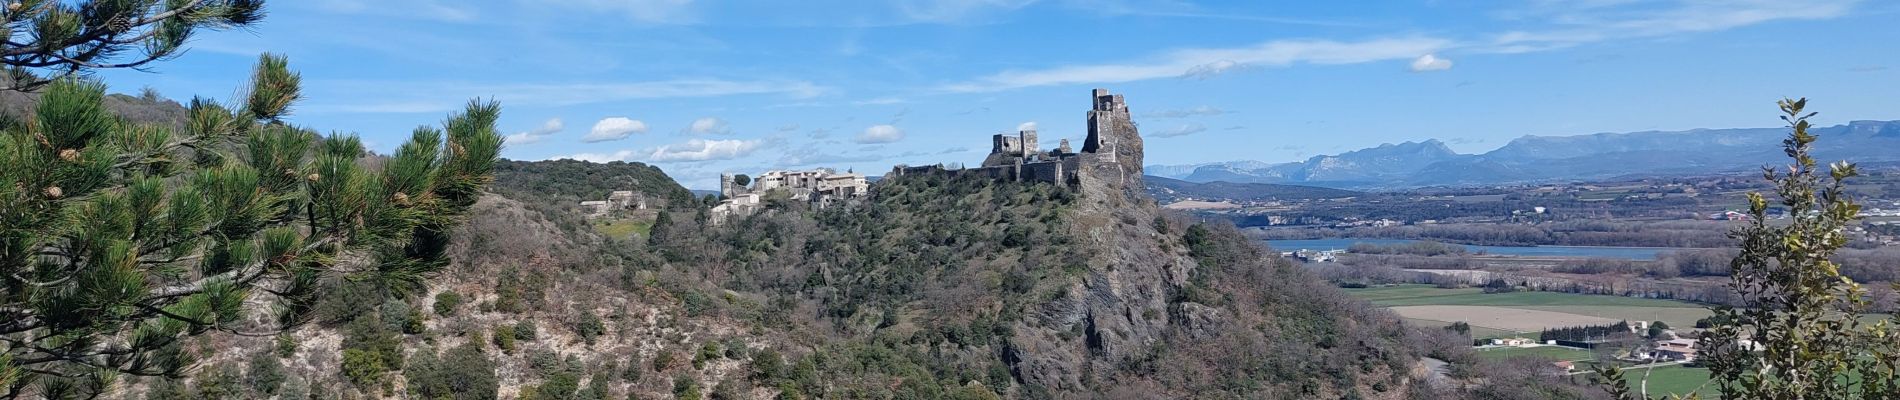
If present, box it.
[889,88,1143,186]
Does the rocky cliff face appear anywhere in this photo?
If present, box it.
[1007,91,1420,398]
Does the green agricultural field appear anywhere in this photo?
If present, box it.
[1619,364,1712,398]
[1474,346,1595,362]
[592,217,654,240]
[1346,285,1708,308]
[1402,317,1522,339]
[1515,305,1713,330]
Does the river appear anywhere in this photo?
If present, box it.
[1263,238,1681,260]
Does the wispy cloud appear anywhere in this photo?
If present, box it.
[582,117,649,143]
[543,0,699,24]
[553,138,764,163]
[504,118,564,145]
[1144,106,1225,118]
[857,125,906,143]
[684,117,733,135]
[941,0,1859,92]
[647,139,763,162]
[895,0,1039,23]
[314,0,477,22]
[1154,122,1207,138]
[303,79,826,114]
[1477,0,1859,53]
[1409,54,1453,72]
[853,97,908,105]
[940,37,1452,92]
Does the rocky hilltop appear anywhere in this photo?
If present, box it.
[98,90,1435,399]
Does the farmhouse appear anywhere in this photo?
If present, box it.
[1651,338,1699,362]
[1491,338,1534,347]
[577,190,651,218]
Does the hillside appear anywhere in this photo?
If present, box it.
[492,159,698,208]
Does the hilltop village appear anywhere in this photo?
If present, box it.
[578,88,1146,222]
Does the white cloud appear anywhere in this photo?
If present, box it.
[581,117,649,143]
[777,123,801,132]
[503,118,564,145]
[1017,121,1038,131]
[853,97,908,105]
[941,37,1452,92]
[551,150,638,163]
[1409,54,1453,72]
[856,125,905,144]
[685,117,732,135]
[646,139,763,162]
[551,138,763,164]
[1145,106,1226,118]
[1153,123,1207,138]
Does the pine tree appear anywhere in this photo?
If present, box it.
[1,0,269,91]
[1596,99,1900,399]
[0,54,503,399]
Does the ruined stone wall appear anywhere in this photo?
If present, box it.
[992,134,1022,155]
[1023,159,1069,184]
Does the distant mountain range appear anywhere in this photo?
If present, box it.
[1144,176,1362,203]
[1148,120,1900,189]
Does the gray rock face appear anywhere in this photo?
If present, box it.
[1007,89,1200,393]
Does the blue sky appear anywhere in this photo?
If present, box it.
[95,0,1900,189]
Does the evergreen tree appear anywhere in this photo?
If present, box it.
[1597,99,1900,399]
[1,0,269,91]
[0,54,502,398]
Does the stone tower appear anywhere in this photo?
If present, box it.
[1020,128,1039,158]
[1082,89,1144,178]
[1083,89,1128,162]
[718,173,738,198]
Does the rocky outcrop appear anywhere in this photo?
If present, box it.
[1005,89,1201,393]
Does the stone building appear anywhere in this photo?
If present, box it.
[889,88,1142,187]
[709,167,869,223]
[577,190,650,218]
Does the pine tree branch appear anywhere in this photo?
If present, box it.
[0,0,213,58]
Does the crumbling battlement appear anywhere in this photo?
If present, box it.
[890,88,1142,187]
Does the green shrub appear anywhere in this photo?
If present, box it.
[693,342,721,369]
[404,308,429,335]
[245,351,286,396]
[577,313,606,344]
[529,349,565,377]
[274,335,299,358]
[341,316,405,387]
[672,375,703,400]
[341,348,388,387]
[750,348,784,383]
[516,320,540,341]
[407,343,500,400]
[654,349,678,372]
[710,379,745,400]
[534,371,581,400]
[623,355,646,382]
[194,363,243,400]
[493,326,518,353]
[435,291,465,316]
